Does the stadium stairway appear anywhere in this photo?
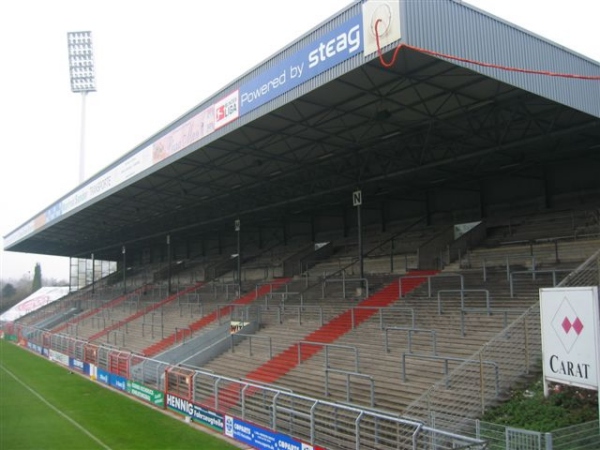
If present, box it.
[51,285,150,334]
[202,270,437,412]
[86,282,205,343]
[141,277,292,357]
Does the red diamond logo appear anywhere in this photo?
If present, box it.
[552,297,585,353]
[572,317,584,335]
[562,317,572,333]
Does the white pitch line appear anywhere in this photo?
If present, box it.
[0,363,112,450]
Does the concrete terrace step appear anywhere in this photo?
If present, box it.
[141,278,291,356]
[51,286,150,334]
[198,271,436,412]
[86,282,205,343]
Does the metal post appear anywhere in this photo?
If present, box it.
[524,316,530,373]
[68,256,73,294]
[67,31,95,184]
[235,219,241,294]
[122,245,126,294]
[79,92,87,183]
[358,204,363,280]
[167,234,172,295]
[91,253,95,296]
[353,190,364,281]
[545,433,553,450]
[390,237,394,273]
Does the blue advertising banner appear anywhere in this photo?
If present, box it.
[238,13,363,116]
[109,373,127,391]
[27,342,45,355]
[165,394,224,432]
[69,357,90,375]
[224,415,317,450]
[97,368,110,385]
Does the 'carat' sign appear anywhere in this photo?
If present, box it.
[540,287,600,390]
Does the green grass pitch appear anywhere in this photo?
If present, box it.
[0,339,240,450]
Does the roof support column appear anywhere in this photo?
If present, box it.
[121,245,127,295]
[380,200,388,233]
[543,166,552,210]
[167,235,172,295]
[353,189,364,281]
[235,219,241,296]
[282,217,288,246]
[68,257,73,294]
[91,253,95,296]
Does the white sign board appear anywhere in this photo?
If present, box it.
[0,287,69,323]
[352,190,362,207]
[540,287,600,390]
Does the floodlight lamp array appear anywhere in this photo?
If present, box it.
[67,31,96,93]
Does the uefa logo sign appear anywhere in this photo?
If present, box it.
[225,415,234,438]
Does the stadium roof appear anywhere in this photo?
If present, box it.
[5,0,600,261]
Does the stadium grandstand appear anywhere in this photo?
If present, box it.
[3,0,600,449]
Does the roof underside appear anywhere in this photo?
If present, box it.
[7,1,600,260]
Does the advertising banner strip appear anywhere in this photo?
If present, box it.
[127,381,164,407]
[165,394,224,432]
[224,415,323,450]
[49,349,70,367]
[109,374,127,391]
[97,368,111,385]
[68,358,90,375]
[238,14,363,116]
[27,342,45,356]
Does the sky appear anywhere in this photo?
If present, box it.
[0,0,599,283]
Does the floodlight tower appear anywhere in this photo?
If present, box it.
[67,31,96,184]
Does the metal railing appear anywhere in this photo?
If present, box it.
[403,248,600,431]
[6,326,488,449]
[509,269,573,297]
[322,276,369,299]
[297,341,359,372]
[384,326,437,355]
[400,273,464,298]
[401,353,500,397]
[324,368,375,407]
[8,247,600,448]
[460,307,523,337]
[556,249,600,288]
[230,333,273,358]
[437,289,491,315]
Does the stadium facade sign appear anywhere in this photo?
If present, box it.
[238,14,363,115]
